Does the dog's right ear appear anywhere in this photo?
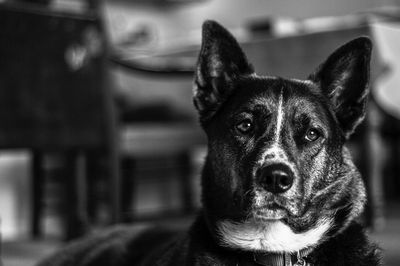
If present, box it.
[193,20,254,123]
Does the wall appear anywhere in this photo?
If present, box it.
[104,0,397,47]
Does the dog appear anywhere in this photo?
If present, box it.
[38,20,381,266]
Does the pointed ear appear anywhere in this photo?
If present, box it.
[193,20,254,124]
[309,37,372,138]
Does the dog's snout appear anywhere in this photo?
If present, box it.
[257,164,294,194]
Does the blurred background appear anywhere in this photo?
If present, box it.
[0,0,400,265]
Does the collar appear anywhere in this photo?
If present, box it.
[252,247,314,266]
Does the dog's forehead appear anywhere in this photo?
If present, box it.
[233,76,325,114]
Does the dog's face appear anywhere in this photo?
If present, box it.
[193,21,372,253]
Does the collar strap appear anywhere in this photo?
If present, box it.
[253,247,314,266]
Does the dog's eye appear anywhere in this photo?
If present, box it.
[236,119,254,134]
[304,128,321,142]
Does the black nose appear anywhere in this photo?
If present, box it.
[257,164,294,194]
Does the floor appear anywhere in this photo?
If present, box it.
[2,203,400,266]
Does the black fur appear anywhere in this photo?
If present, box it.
[37,21,381,266]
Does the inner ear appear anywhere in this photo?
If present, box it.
[308,37,372,137]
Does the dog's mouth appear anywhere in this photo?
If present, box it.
[252,203,288,221]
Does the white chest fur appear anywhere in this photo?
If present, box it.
[217,219,331,253]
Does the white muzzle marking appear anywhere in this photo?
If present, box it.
[256,88,292,168]
[275,88,284,143]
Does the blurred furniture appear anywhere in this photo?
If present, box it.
[0,2,120,240]
[109,44,206,220]
[118,123,204,220]
[0,1,206,239]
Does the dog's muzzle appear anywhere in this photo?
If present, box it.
[256,163,294,194]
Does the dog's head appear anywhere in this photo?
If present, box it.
[193,21,372,253]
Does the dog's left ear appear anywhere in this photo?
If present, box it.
[309,37,372,138]
[193,20,254,123]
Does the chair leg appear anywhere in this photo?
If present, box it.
[85,153,97,223]
[121,157,136,222]
[63,151,89,241]
[107,150,122,224]
[86,151,123,225]
[31,151,44,238]
[178,152,194,214]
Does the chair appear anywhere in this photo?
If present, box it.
[0,2,121,240]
